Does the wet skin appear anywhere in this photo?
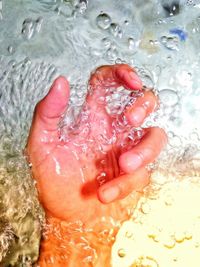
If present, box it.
[26,64,167,266]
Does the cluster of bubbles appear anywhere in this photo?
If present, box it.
[21,17,43,40]
[60,83,144,159]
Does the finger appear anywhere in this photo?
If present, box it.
[34,76,70,131]
[113,64,143,90]
[98,167,150,204]
[89,64,142,90]
[87,64,142,106]
[119,127,168,174]
[125,91,158,127]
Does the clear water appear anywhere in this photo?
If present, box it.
[1,0,200,265]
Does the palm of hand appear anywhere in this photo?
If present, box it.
[26,65,166,226]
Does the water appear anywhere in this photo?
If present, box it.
[1,0,200,266]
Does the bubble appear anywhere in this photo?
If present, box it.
[109,23,122,38]
[7,46,15,54]
[160,35,179,50]
[128,37,137,50]
[135,256,159,267]
[190,131,200,141]
[101,37,111,47]
[141,75,154,89]
[162,1,180,16]
[21,17,43,40]
[174,231,185,243]
[96,13,111,30]
[105,87,131,116]
[124,20,129,25]
[106,47,119,61]
[96,172,107,186]
[163,236,176,248]
[75,0,88,14]
[186,0,194,5]
[169,135,182,147]
[141,202,151,214]
[159,89,179,107]
[125,231,133,239]
[117,248,126,257]
[21,19,34,40]
[115,58,123,64]
[184,230,192,240]
[35,17,43,33]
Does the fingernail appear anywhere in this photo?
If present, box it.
[129,72,142,88]
[127,106,146,126]
[128,153,142,170]
[102,187,120,203]
[120,152,143,173]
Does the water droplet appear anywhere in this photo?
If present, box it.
[128,37,137,50]
[138,256,159,267]
[109,23,122,38]
[141,202,151,214]
[141,74,154,88]
[161,36,179,51]
[162,1,180,16]
[125,231,133,239]
[106,47,119,61]
[175,231,185,243]
[169,135,182,147]
[96,172,107,186]
[184,230,192,240]
[163,236,176,248]
[22,18,34,39]
[164,195,174,206]
[124,20,129,25]
[115,58,123,64]
[21,17,43,40]
[96,13,111,30]
[118,248,126,257]
[186,0,194,5]
[35,17,43,33]
[159,89,179,107]
[101,37,111,47]
[7,45,15,54]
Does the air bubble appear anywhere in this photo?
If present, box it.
[128,37,137,50]
[162,1,180,16]
[106,47,119,61]
[21,17,43,40]
[125,231,133,239]
[101,37,111,47]
[7,46,15,54]
[96,13,111,30]
[141,202,151,214]
[169,135,182,147]
[161,36,179,51]
[109,23,122,38]
[159,89,179,107]
[124,20,129,25]
[96,172,107,186]
[118,248,126,257]
[115,58,123,64]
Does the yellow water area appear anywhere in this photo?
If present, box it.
[111,175,200,267]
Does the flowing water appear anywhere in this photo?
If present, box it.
[1,0,200,266]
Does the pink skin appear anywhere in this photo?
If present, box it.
[26,64,167,226]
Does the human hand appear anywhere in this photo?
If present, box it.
[26,64,167,225]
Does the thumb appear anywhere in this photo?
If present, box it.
[33,76,70,131]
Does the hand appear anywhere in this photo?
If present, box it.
[26,64,167,225]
